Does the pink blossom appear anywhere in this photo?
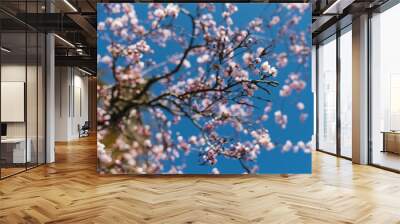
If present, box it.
[98,143,112,164]
[135,40,151,53]
[297,102,305,110]
[242,52,253,65]
[290,80,306,92]
[270,67,278,77]
[269,16,280,26]
[249,18,263,32]
[166,4,180,18]
[264,102,272,113]
[256,47,265,57]
[206,149,218,165]
[284,3,309,13]
[282,140,293,152]
[261,61,270,72]
[189,136,197,145]
[236,30,248,42]
[98,22,105,31]
[303,142,313,153]
[156,132,163,142]
[232,69,249,82]
[100,55,113,66]
[212,168,220,174]
[251,130,274,150]
[198,137,206,146]
[183,60,191,68]
[300,113,308,122]
[225,3,238,14]
[110,19,123,31]
[111,4,121,13]
[276,53,288,68]
[261,61,277,77]
[154,8,166,18]
[274,110,288,129]
[197,54,210,64]
[279,85,292,97]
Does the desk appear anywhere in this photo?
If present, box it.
[382,131,400,154]
[1,138,31,163]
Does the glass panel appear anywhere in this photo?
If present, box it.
[340,28,352,158]
[38,32,45,165]
[26,0,39,169]
[318,37,337,154]
[0,0,46,178]
[27,31,38,169]
[1,30,27,177]
[312,45,317,150]
[371,4,400,171]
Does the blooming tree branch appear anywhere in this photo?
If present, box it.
[97,3,312,174]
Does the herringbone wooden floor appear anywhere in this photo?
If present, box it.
[1,136,400,224]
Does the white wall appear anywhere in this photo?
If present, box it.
[55,67,89,141]
[55,66,69,141]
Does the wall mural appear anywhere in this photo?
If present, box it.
[97,3,313,174]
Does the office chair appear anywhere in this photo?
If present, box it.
[79,121,90,138]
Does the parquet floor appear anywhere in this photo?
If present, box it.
[0,167,26,178]
[1,135,400,224]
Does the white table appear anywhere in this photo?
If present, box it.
[1,138,31,163]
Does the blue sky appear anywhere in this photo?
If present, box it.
[98,3,313,174]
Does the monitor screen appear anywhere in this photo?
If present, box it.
[1,123,7,137]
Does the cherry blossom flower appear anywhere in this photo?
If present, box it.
[269,16,280,26]
[297,102,305,110]
[249,18,263,32]
[282,140,293,152]
[277,53,288,68]
[197,54,210,64]
[274,110,288,129]
[242,52,253,65]
[100,55,113,67]
[154,8,166,18]
[300,113,308,122]
[285,3,309,13]
[166,4,180,18]
[261,61,271,72]
[98,22,105,31]
[279,85,292,97]
[212,168,220,174]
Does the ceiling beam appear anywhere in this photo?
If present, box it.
[67,13,96,44]
[322,0,356,14]
[55,55,96,70]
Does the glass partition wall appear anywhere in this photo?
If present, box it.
[317,35,337,155]
[316,26,353,159]
[0,1,46,179]
[370,3,400,171]
[339,27,352,159]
